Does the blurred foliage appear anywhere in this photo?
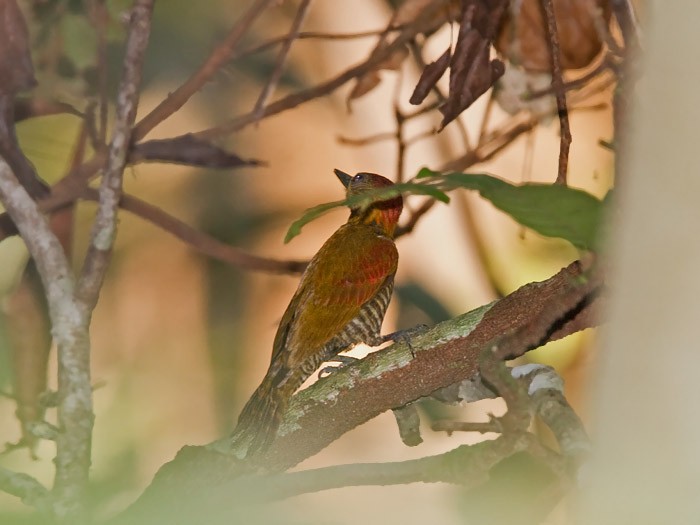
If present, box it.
[456,451,559,525]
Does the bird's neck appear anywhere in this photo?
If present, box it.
[350,199,402,237]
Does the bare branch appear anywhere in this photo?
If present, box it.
[190,4,445,140]
[82,187,308,274]
[77,0,154,311]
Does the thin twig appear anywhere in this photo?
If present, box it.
[131,0,275,141]
[232,26,405,62]
[77,0,154,310]
[251,0,312,121]
[337,131,396,146]
[190,4,444,140]
[0,466,51,511]
[527,57,612,100]
[540,0,571,185]
[432,420,502,434]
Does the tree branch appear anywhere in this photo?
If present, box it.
[540,0,571,185]
[82,187,309,274]
[117,260,602,523]
[76,0,154,311]
[0,159,86,518]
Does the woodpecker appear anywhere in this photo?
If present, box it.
[232,169,403,457]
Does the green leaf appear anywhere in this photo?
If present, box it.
[284,182,450,243]
[284,200,345,243]
[418,168,604,250]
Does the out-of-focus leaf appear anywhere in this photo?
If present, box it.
[409,46,451,105]
[60,13,97,70]
[495,0,611,72]
[396,282,452,324]
[419,168,604,250]
[284,181,450,243]
[0,0,36,95]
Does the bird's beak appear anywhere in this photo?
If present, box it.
[334,169,352,188]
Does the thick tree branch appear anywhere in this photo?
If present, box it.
[117,260,602,523]
[0,159,87,518]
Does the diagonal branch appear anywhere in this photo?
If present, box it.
[117,260,602,523]
[131,0,275,141]
[82,187,308,274]
[0,466,51,512]
[251,0,313,120]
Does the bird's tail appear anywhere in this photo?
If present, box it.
[230,369,290,458]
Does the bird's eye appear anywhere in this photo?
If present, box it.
[353,173,365,182]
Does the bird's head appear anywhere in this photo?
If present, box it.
[334,169,403,236]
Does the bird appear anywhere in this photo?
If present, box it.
[231,169,403,458]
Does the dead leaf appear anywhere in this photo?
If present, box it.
[495,0,611,72]
[409,46,451,105]
[348,0,461,103]
[438,0,506,129]
[5,263,51,456]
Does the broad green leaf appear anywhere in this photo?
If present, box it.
[284,182,450,243]
[419,168,604,250]
[284,200,345,243]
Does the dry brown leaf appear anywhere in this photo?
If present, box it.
[495,0,611,72]
[437,0,506,129]
[130,135,264,169]
[409,46,451,105]
[5,264,51,455]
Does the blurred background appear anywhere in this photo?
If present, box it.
[0,0,614,522]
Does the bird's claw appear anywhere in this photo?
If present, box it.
[318,354,360,378]
[381,324,430,358]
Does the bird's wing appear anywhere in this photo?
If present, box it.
[271,224,398,364]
